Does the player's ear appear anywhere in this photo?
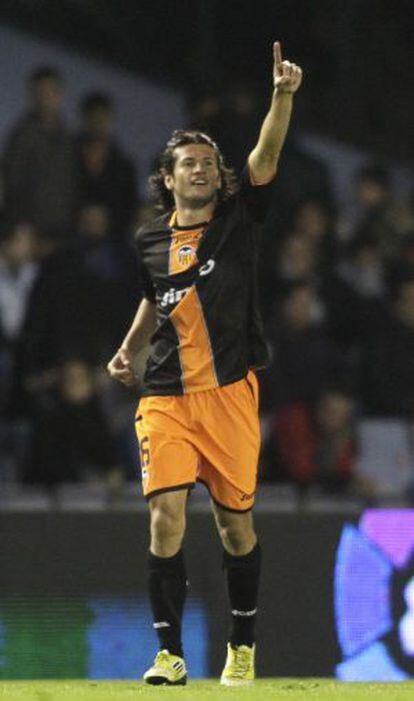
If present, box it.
[164,172,174,191]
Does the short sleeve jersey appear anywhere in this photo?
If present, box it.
[135,168,274,396]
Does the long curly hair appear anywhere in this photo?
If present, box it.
[149,130,238,212]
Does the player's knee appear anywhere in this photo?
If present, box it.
[150,503,185,545]
[219,520,256,556]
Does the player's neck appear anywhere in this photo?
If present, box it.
[174,201,216,228]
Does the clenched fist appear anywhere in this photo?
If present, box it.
[107,347,137,387]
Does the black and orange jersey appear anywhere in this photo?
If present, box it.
[135,168,274,396]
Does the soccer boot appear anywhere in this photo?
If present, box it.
[220,642,255,686]
[143,649,187,685]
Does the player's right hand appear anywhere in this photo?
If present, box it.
[107,347,137,387]
[273,41,303,94]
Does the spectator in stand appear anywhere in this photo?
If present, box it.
[0,218,40,407]
[289,197,337,267]
[13,203,142,484]
[75,202,140,354]
[342,163,414,257]
[262,281,348,408]
[0,219,40,353]
[268,389,355,492]
[260,281,352,485]
[22,357,122,487]
[2,67,77,241]
[259,197,336,319]
[360,276,414,417]
[276,235,318,285]
[336,232,385,301]
[0,218,40,480]
[263,133,334,239]
[189,93,226,143]
[260,234,321,321]
[19,202,140,380]
[217,84,261,174]
[323,231,386,351]
[77,93,138,239]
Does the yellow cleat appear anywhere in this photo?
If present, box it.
[143,649,187,685]
[220,643,255,686]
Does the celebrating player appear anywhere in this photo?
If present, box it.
[107,42,302,685]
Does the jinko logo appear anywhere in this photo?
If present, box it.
[334,510,414,681]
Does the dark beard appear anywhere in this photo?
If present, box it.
[181,191,218,209]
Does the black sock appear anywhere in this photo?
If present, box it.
[147,549,187,657]
[223,542,261,648]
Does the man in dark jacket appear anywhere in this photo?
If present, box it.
[2,67,77,241]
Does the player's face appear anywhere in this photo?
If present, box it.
[164,144,222,208]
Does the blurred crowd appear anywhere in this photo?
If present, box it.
[1,67,414,502]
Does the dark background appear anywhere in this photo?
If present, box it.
[1,0,413,160]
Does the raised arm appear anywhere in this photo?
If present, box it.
[107,297,156,386]
[248,41,303,185]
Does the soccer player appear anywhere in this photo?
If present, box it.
[107,42,302,685]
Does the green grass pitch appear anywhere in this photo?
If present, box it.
[1,680,414,701]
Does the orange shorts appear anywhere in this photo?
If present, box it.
[135,371,260,512]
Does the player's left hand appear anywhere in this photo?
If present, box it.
[273,41,303,94]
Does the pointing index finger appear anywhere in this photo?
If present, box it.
[273,41,283,72]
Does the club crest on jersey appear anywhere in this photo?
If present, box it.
[177,245,194,268]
